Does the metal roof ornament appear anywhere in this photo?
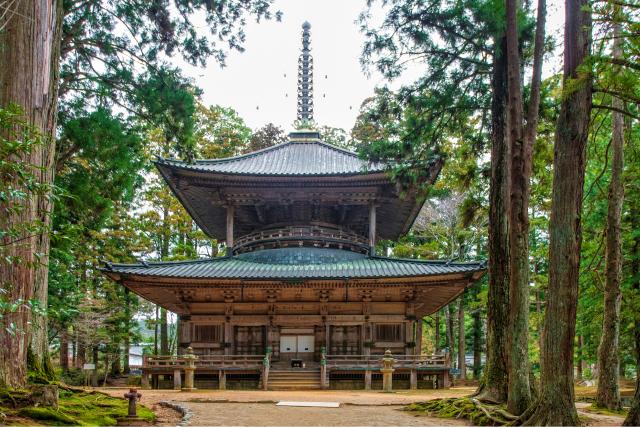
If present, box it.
[296,21,315,127]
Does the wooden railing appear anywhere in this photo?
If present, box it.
[143,354,265,369]
[233,225,369,253]
[325,353,449,370]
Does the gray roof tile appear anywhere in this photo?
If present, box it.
[102,248,485,280]
[156,140,385,176]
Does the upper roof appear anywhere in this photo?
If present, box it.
[102,247,486,281]
[155,132,385,177]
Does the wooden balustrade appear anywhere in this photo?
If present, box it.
[233,225,369,253]
[143,354,265,370]
[325,353,449,369]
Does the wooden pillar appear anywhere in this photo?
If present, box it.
[225,322,232,355]
[364,369,372,390]
[226,205,234,253]
[415,318,423,356]
[368,203,376,255]
[410,369,417,390]
[325,323,330,354]
[173,369,182,390]
[152,374,159,389]
[141,372,150,389]
[219,370,226,390]
[405,321,412,355]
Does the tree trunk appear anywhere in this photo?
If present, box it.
[154,305,159,355]
[477,34,510,404]
[60,327,69,372]
[473,308,483,380]
[0,0,63,388]
[625,376,640,426]
[521,0,592,422]
[458,297,466,380]
[446,304,455,364]
[595,19,624,412]
[111,347,121,376]
[123,289,131,374]
[91,347,99,387]
[577,335,584,381]
[505,0,539,413]
[623,157,640,425]
[435,311,441,352]
[76,334,86,369]
[161,308,169,355]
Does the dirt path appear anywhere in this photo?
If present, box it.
[576,402,627,427]
[102,388,628,426]
[184,402,469,426]
[103,388,473,426]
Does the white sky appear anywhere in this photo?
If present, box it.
[177,0,565,133]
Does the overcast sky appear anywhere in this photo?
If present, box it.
[177,0,565,133]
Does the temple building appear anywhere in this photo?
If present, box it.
[102,22,485,390]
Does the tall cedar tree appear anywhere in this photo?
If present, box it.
[358,1,515,401]
[457,296,466,379]
[505,0,531,413]
[0,0,63,387]
[595,16,624,411]
[521,0,592,422]
[505,0,547,414]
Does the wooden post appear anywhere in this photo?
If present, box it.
[225,322,232,356]
[364,370,372,390]
[415,319,423,356]
[219,370,226,390]
[173,369,182,390]
[410,369,418,390]
[325,323,330,354]
[141,372,150,389]
[226,205,235,253]
[368,203,376,255]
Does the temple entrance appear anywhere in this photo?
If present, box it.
[234,326,265,355]
[329,325,361,355]
[279,328,315,362]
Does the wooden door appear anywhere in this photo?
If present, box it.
[234,326,265,355]
[330,325,361,355]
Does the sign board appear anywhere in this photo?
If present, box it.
[83,363,96,370]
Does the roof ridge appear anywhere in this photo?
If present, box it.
[157,138,367,166]
[107,257,227,268]
[370,255,485,266]
[159,140,293,166]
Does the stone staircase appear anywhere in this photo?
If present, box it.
[267,368,322,390]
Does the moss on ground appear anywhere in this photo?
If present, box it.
[406,397,516,426]
[584,403,628,417]
[1,388,155,426]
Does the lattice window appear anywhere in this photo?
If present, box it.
[192,324,222,342]
[375,324,404,342]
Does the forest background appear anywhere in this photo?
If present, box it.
[0,0,639,424]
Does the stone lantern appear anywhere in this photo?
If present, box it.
[181,346,197,392]
[380,349,395,392]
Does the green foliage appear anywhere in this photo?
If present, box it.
[195,104,252,159]
[244,123,288,153]
[6,389,155,426]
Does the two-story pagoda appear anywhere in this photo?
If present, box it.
[102,22,485,390]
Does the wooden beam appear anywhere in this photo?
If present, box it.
[226,205,235,251]
[369,203,377,255]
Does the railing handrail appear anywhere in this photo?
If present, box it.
[324,353,449,368]
[144,353,266,369]
[233,224,369,251]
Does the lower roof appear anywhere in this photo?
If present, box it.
[102,247,486,281]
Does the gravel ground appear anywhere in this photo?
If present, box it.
[101,388,628,427]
